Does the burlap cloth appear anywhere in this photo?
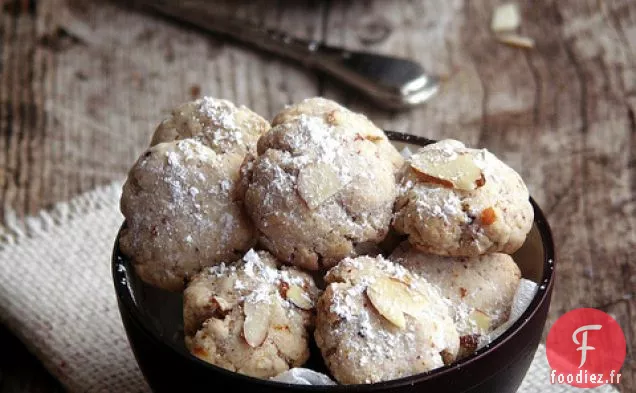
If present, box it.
[0,182,618,393]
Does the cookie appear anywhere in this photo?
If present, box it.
[184,250,320,379]
[270,97,404,175]
[393,139,533,257]
[240,101,398,270]
[391,242,521,338]
[119,139,256,291]
[150,96,269,156]
[314,256,459,384]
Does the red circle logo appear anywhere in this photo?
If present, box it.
[546,308,626,388]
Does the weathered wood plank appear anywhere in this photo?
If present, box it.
[526,0,636,389]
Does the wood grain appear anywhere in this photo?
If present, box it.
[0,0,634,392]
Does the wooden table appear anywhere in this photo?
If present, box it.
[1,0,634,391]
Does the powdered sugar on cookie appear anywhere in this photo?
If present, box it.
[184,250,319,379]
[119,138,256,291]
[315,256,460,384]
[393,139,533,257]
[241,99,398,270]
[150,96,270,156]
[202,249,318,309]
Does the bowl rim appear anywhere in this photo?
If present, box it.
[112,131,556,391]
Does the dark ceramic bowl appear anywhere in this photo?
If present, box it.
[113,132,555,393]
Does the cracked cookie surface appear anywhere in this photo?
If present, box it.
[184,250,320,378]
[119,139,256,291]
[240,98,398,270]
[393,139,533,257]
[314,255,459,384]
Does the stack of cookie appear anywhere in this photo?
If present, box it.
[389,138,534,359]
[119,97,534,384]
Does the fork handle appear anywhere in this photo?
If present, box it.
[145,2,438,109]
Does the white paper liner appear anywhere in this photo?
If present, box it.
[270,368,336,385]
[480,278,539,347]
[400,146,414,158]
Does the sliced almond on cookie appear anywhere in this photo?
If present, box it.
[362,133,384,142]
[297,163,343,209]
[410,153,485,191]
[367,277,427,329]
[210,296,231,312]
[285,285,314,310]
[243,300,270,347]
[468,309,492,333]
[367,279,406,329]
[401,291,428,318]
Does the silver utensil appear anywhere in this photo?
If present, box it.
[143,1,439,109]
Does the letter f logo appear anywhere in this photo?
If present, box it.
[572,325,602,368]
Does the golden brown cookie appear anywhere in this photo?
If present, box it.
[240,99,399,270]
[120,139,255,291]
[393,139,533,257]
[391,242,521,340]
[314,256,459,384]
[184,250,320,379]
